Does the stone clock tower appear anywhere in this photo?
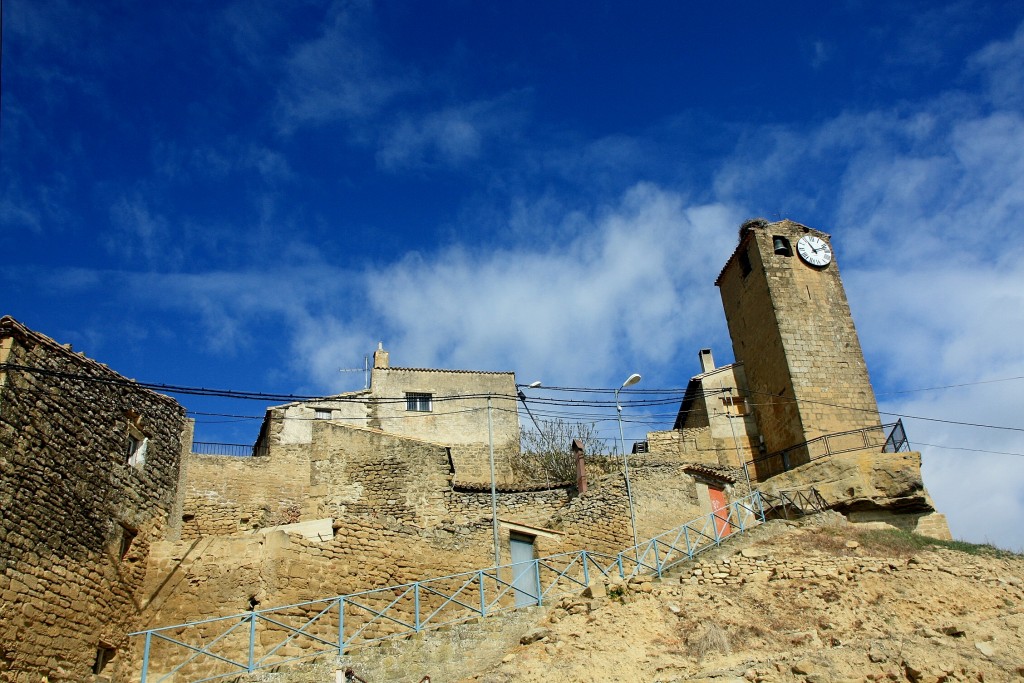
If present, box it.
[715,219,882,470]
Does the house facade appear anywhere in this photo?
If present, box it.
[252,344,521,485]
[0,316,191,683]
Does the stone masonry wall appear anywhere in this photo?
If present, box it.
[0,317,189,683]
[646,427,755,469]
[683,545,1003,587]
[718,221,881,471]
[181,452,312,539]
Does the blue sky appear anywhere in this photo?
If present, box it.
[3,1,1024,549]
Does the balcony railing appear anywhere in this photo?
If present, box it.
[190,442,267,458]
[746,419,909,480]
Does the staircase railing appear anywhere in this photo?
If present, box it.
[132,492,767,683]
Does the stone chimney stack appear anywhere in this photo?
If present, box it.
[373,342,389,369]
[572,439,587,495]
[698,348,715,374]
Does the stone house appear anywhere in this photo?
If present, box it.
[645,348,761,470]
[252,344,520,485]
[0,316,191,683]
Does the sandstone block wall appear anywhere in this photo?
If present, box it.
[646,427,755,469]
[182,450,314,539]
[0,317,189,683]
[257,363,521,486]
[625,460,703,542]
[717,221,881,474]
[684,545,1006,587]
[183,423,455,538]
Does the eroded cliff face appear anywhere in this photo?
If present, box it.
[755,451,951,539]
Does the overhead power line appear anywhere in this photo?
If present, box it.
[876,375,1024,396]
[914,441,1024,458]
[5,362,1023,435]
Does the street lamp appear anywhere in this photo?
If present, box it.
[491,381,543,567]
[516,381,543,434]
[615,373,641,555]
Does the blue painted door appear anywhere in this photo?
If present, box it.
[509,535,538,607]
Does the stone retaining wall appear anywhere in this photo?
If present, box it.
[684,546,1018,587]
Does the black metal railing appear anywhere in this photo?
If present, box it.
[746,420,909,481]
[882,419,908,453]
[758,488,828,520]
[191,442,267,457]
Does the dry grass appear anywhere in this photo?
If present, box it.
[686,622,731,662]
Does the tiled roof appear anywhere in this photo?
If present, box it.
[387,366,514,375]
[684,464,738,484]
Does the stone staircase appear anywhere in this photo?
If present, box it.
[239,605,547,683]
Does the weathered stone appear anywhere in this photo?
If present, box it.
[520,628,550,645]
[791,659,818,675]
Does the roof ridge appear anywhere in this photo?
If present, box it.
[387,366,515,375]
[0,316,180,407]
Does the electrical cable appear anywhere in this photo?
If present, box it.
[913,441,1024,458]
[5,362,1022,436]
[876,375,1024,395]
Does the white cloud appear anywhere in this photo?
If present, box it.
[106,195,183,269]
[275,2,413,131]
[969,20,1024,109]
[363,185,738,385]
[376,96,528,171]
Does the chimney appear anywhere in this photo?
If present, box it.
[572,439,587,495]
[698,348,715,373]
[373,342,389,369]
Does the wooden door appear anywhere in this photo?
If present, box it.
[708,487,733,538]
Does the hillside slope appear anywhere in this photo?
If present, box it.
[466,514,1024,683]
[252,514,1024,683]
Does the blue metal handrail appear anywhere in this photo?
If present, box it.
[133,491,766,682]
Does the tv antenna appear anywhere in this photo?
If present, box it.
[338,355,370,389]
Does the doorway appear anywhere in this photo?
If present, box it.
[509,533,539,607]
[708,487,733,538]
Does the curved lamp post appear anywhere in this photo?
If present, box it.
[516,381,543,433]
[615,373,641,555]
[492,381,543,566]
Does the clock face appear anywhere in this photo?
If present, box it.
[796,235,832,267]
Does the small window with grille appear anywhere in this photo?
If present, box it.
[406,392,433,412]
[314,408,332,420]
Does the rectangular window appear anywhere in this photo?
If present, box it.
[314,408,332,420]
[721,396,748,415]
[93,644,116,675]
[118,524,137,560]
[125,432,148,469]
[406,392,432,412]
[739,250,752,277]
